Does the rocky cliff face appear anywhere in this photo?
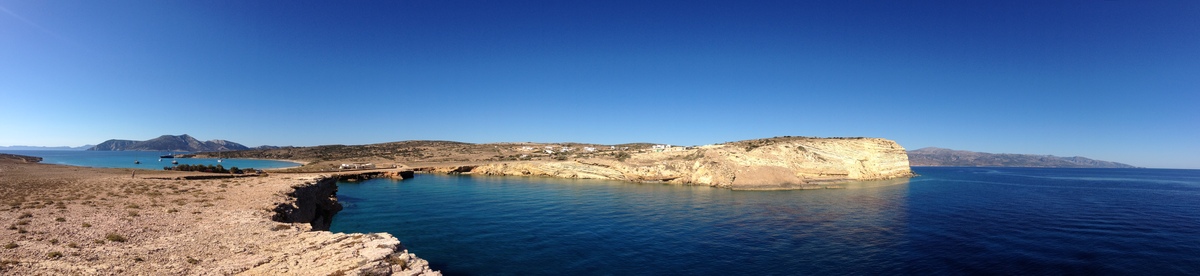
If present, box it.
[469,137,914,190]
[264,176,440,275]
[272,177,343,231]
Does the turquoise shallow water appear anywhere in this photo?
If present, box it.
[0,150,301,170]
[331,167,1200,275]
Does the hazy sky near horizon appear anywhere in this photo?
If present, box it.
[1,1,1197,168]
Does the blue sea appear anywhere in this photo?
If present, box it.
[330,167,1200,275]
[0,150,301,170]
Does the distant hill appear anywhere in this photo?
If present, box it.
[87,134,251,152]
[907,147,1137,168]
[89,140,139,151]
[0,145,92,151]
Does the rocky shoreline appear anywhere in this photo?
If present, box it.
[0,159,438,275]
[1,136,913,274]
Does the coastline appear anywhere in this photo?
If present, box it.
[247,158,308,170]
[0,159,437,274]
[0,150,307,171]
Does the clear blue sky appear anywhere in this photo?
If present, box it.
[1,1,1197,168]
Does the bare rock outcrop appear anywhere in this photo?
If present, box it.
[272,177,342,231]
[240,231,438,276]
[469,137,914,190]
[261,175,440,275]
[0,160,438,275]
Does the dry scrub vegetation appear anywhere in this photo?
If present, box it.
[0,157,297,274]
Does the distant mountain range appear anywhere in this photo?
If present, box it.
[88,134,251,152]
[0,145,93,151]
[907,147,1137,168]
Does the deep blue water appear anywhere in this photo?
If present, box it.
[0,150,301,170]
[330,167,1200,275]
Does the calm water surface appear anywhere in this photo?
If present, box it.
[0,150,300,169]
[331,167,1200,275]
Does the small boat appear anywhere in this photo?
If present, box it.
[158,158,162,162]
[171,160,178,164]
[134,160,140,164]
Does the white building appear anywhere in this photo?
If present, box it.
[340,163,376,170]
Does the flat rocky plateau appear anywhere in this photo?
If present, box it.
[0,156,438,275]
[218,136,916,190]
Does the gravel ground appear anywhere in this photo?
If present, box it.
[0,157,437,275]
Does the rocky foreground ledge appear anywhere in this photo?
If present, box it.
[0,159,438,275]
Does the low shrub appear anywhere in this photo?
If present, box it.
[615,152,631,162]
[105,233,127,243]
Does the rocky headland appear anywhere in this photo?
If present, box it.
[1,136,914,274]
[0,159,438,275]
[212,136,915,190]
[464,137,913,190]
[0,153,43,163]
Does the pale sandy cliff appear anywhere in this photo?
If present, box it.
[467,137,914,190]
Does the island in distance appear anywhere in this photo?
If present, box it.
[0,145,92,150]
[907,147,1137,168]
[87,134,275,152]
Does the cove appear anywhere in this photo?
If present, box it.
[330,167,1200,275]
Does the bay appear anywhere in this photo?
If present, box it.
[330,167,1200,275]
[0,150,301,170]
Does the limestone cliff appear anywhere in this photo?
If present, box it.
[271,177,343,231]
[468,137,914,190]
